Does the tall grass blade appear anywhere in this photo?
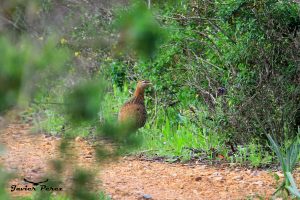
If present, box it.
[266,134,285,170]
[286,172,300,198]
[286,137,300,172]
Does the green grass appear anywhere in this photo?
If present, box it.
[139,116,223,161]
[139,115,274,166]
[22,83,279,167]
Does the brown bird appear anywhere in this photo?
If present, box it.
[118,80,152,132]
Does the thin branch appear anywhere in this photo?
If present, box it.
[207,20,236,44]
[0,15,21,30]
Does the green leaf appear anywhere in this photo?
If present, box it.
[267,134,286,171]
[286,172,300,198]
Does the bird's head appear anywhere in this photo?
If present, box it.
[137,80,152,89]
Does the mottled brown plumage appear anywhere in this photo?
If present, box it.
[118,80,151,131]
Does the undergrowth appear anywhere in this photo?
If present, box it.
[16,0,300,169]
[20,83,276,167]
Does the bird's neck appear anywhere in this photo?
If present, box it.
[133,87,145,101]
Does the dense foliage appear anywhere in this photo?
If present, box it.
[1,1,300,198]
[110,0,300,144]
[1,0,298,161]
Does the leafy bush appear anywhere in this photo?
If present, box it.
[109,0,300,146]
[0,2,140,200]
[3,0,299,170]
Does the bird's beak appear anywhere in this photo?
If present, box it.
[143,80,152,86]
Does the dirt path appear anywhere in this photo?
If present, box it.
[0,123,298,200]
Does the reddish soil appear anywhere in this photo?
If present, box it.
[0,123,299,200]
